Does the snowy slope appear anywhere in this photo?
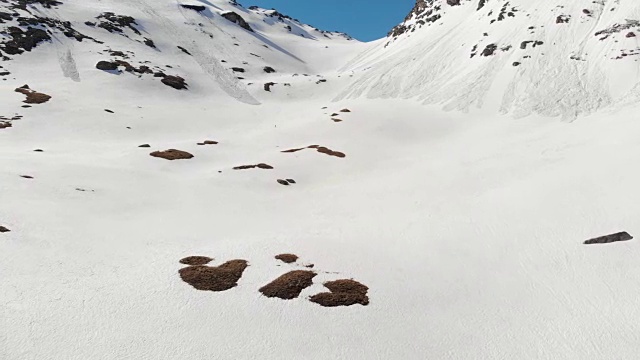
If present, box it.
[3,1,640,360]
[338,0,640,119]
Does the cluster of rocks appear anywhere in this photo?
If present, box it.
[96,60,188,90]
[94,12,140,35]
[11,0,62,10]
[489,2,518,24]
[0,7,99,57]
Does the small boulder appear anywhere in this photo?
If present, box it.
[161,75,188,90]
[96,60,119,71]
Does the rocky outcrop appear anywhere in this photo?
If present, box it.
[180,4,206,12]
[96,61,119,71]
[161,75,188,90]
[220,11,253,32]
[97,12,140,35]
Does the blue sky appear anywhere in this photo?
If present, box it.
[244,0,414,41]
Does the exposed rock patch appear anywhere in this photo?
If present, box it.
[0,226,10,233]
[161,75,188,90]
[15,85,51,104]
[150,149,194,160]
[584,232,633,245]
[221,11,253,32]
[96,61,119,71]
[179,256,213,265]
[264,82,276,91]
[179,259,248,291]
[177,46,192,55]
[97,12,140,35]
[281,145,346,158]
[233,163,273,170]
[197,140,218,145]
[309,145,346,158]
[275,253,298,264]
[259,270,316,299]
[180,4,206,12]
[309,279,370,307]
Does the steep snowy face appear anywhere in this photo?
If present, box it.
[0,0,362,105]
[340,0,640,119]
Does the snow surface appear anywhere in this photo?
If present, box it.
[2,0,640,359]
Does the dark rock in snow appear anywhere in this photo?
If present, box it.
[263,66,276,73]
[97,12,140,35]
[481,43,498,57]
[177,46,192,55]
[584,232,633,245]
[0,226,10,233]
[264,82,276,91]
[221,11,253,32]
[144,38,156,48]
[96,61,119,71]
[161,75,188,90]
[180,4,206,12]
[277,179,290,186]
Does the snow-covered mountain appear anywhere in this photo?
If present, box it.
[339,0,640,119]
[3,1,640,359]
[0,0,364,106]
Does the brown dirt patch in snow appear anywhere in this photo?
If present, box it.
[0,122,12,129]
[150,149,193,160]
[313,146,346,158]
[233,163,273,170]
[179,256,213,265]
[281,145,345,158]
[259,270,316,299]
[15,85,51,104]
[309,279,369,307]
[179,259,248,291]
[275,253,298,264]
[281,147,306,153]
